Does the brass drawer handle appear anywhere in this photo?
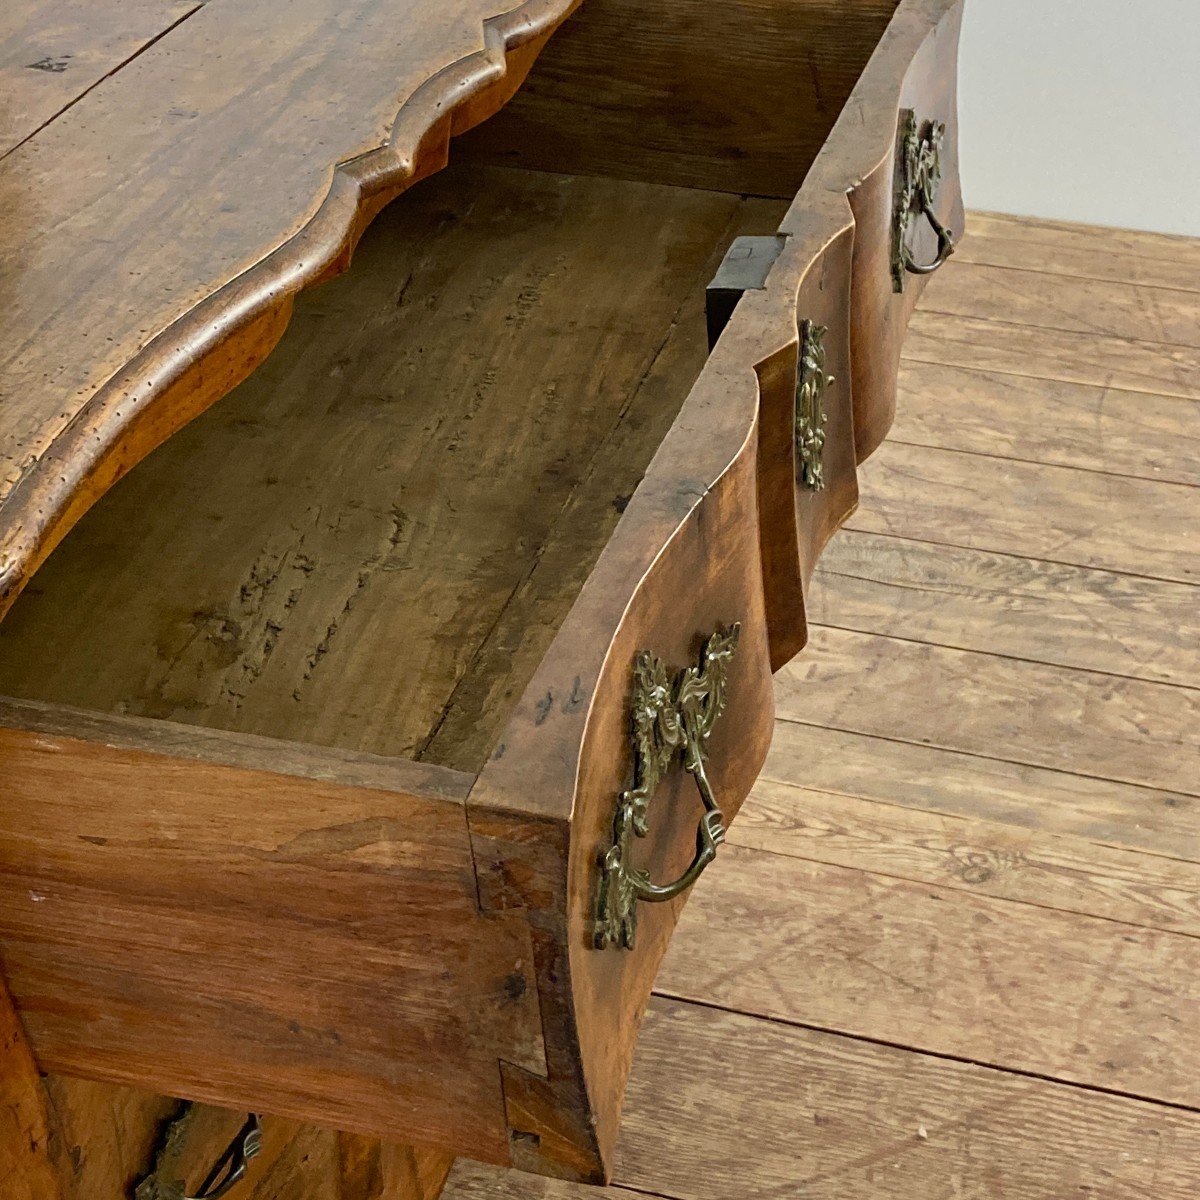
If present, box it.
[594,624,740,950]
[796,319,834,491]
[891,108,955,290]
[134,1112,262,1200]
[187,1117,263,1200]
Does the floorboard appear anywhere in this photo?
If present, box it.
[760,722,1197,862]
[845,441,1199,584]
[959,211,1200,290]
[893,360,1200,485]
[923,259,1200,349]
[811,531,1200,687]
[905,311,1200,399]
[728,777,1200,935]
[658,844,1200,1105]
[447,1000,1200,1200]
[776,627,1199,796]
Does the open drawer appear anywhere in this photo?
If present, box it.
[0,0,963,1189]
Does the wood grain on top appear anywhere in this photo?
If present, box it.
[0,0,200,157]
[0,0,575,615]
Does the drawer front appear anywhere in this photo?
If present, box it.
[451,1,966,1182]
[845,0,965,462]
[568,425,775,1114]
[749,222,860,669]
[466,287,779,1181]
[781,0,965,465]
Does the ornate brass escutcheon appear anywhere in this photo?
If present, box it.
[891,108,955,291]
[134,1109,262,1200]
[795,319,833,490]
[594,624,740,951]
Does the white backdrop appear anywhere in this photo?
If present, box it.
[958,0,1200,236]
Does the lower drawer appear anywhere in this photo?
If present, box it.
[22,1082,456,1200]
[818,0,967,461]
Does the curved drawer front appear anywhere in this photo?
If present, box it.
[464,7,965,1179]
[466,290,777,1182]
[567,429,775,1141]
[848,0,964,461]
[705,0,962,671]
[748,222,860,669]
[790,0,964,464]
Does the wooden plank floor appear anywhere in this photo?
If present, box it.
[446,213,1200,1199]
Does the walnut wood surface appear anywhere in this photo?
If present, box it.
[464,1,962,1177]
[0,0,198,157]
[0,0,577,618]
[751,220,859,669]
[0,0,964,1189]
[456,0,901,197]
[0,698,544,1160]
[787,0,964,462]
[0,166,779,772]
[462,292,785,1177]
[0,970,56,1200]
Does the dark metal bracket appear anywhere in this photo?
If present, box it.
[133,1109,262,1200]
[705,235,788,350]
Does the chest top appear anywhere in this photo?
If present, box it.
[0,0,574,614]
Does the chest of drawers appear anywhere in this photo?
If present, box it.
[0,0,963,1195]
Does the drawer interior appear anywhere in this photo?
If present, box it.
[455,0,902,198]
[0,163,786,773]
[0,0,893,774]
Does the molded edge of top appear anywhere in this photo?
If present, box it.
[0,0,580,619]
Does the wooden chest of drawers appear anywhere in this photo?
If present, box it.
[0,0,963,1195]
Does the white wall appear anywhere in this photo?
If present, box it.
[958,0,1200,236]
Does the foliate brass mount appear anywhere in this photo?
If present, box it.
[594,624,741,951]
[891,108,955,291]
[796,319,833,490]
[134,1108,263,1200]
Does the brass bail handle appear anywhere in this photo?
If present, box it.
[892,108,955,290]
[133,1110,263,1200]
[594,624,740,951]
[622,731,726,904]
[187,1115,263,1200]
[906,203,954,276]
